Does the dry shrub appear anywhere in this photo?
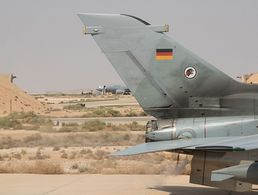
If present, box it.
[52,146,60,151]
[12,153,22,160]
[103,159,117,169]
[62,122,79,127]
[63,104,85,110]
[63,105,123,118]
[60,152,68,159]
[23,133,42,143]
[80,149,94,159]
[78,158,118,173]
[0,112,53,130]
[94,150,109,160]
[0,131,144,149]
[123,134,131,141]
[28,149,49,160]
[69,151,77,159]
[58,125,79,132]
[81,120,106,132]
[0,136,17,149]
[71,163,79,170]
[0,163,13,173]
[35,149,49,160]
[106,122,144,132]
[0,116,22,129]
[78,166,88,173]
[2,153,9,159]
[79,149,88,155]
[37,125,55,132]
[21,149,27,155]
[77,163,99,174]
[22,124,40,130]
[30,161,64,174]
[125,110,138,117]
[89,107,122,117]
[129,121,144,131]
[0,161,64,174]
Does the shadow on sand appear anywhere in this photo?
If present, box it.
[149,186,258,195]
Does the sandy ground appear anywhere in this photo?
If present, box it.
[43,95,144,118]
[2,174,257,195]
[44,95,139,109]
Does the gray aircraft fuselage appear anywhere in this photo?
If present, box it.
[78,13,258,192]
[146,115,258,141]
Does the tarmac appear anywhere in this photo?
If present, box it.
[1,174,258,195]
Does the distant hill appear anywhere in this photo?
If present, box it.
[246,73,258,84]
[0,74,47,115]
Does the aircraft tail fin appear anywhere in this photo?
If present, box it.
[78,13,258,113]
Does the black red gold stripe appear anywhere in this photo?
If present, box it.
[156,49,173,53]
[156,49,173,60]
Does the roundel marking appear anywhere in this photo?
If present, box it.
[184,67,197,79]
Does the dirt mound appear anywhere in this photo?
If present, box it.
[0,74,47,115]
[242,73,258,84]
[246,73,258,84]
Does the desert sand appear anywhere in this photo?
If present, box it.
[0,74,47,115]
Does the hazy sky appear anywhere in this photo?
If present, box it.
[1,0,258,92]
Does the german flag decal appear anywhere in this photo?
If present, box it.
[156,49,173,60]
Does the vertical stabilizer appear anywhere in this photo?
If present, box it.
[78,13,258,113]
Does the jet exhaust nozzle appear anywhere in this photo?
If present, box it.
[146,127,176,142]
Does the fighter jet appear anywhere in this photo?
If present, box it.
[78,13,258,192]
[96,84,130,95]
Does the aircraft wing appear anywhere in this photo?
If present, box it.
[112,134,258,156]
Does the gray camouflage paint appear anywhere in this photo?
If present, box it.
[78,13,258,192]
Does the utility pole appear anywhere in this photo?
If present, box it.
[9,99,12,114]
